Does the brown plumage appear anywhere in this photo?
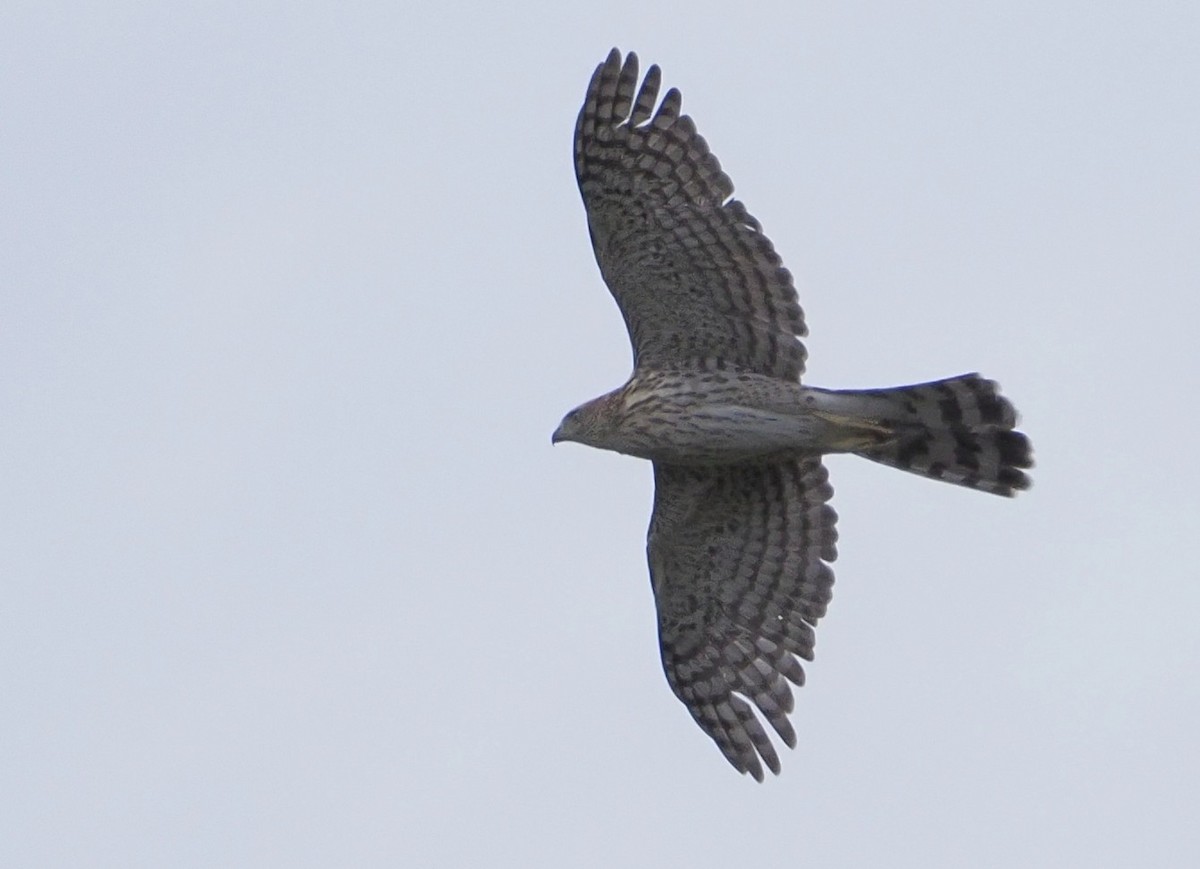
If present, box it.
[554,49,1033,781]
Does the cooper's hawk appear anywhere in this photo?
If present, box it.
[553,49,1032,781]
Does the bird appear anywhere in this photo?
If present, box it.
[553,49,1032,782]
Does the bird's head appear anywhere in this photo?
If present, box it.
[551,404,590,446]
[552,393,621,449]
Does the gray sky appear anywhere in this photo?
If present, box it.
[4,2,1198,866]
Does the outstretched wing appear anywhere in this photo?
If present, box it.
[575,49,808,381]
[648,459,838,780]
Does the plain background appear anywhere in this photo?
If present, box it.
[4,2,1198,866]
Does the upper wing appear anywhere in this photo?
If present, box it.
[648,459,837,781]
[575,49,808,381]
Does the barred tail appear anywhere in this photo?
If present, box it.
[835,374,1033,496]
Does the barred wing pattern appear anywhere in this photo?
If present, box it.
[575,49,808,380]
[648,460,838,781]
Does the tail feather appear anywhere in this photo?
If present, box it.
[834,374,1033,496]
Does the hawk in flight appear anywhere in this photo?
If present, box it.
[553,49,1032,781]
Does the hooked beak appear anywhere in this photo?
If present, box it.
[551,423,565,445]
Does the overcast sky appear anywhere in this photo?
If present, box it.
[4,2,1199,867]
